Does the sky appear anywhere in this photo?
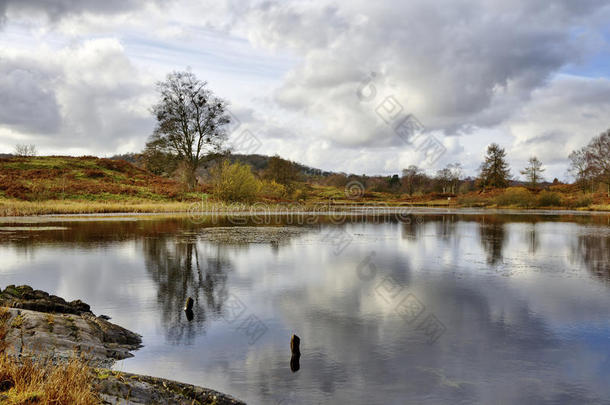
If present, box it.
[0,0,609,180]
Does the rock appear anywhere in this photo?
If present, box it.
[95,370,245,405]
[2,308,141,368]
[0,285,93,316]
[0,286,245,404]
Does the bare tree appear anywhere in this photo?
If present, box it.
[401,165,423,196]
[586,129,610,196]
[448,163,463,193]
[14,144,37,157]
[568,149,592,193]
[435,168,452,193]
[520,156,545,188]
[569,129,610,196]
[147,71,231,190]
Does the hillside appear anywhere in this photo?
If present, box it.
[0,156,190,202]
[0,155,608,216]
[227,154,333,177]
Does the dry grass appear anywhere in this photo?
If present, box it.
[0,355,99,405]
[0,156,183,201]
[590,204,610,211]
[0,198,393,217]
[0,199,198,216]
[0,307,99,405]
[0,307,10,353]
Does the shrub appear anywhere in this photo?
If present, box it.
[210,160,260,202]
[259,180,287,199]
[290,186,308,201]
[561,194,592,209]
[84,169,106,179]
[458,194,489,207]
[495,187,536,208]
[574,195,593,208]
[537,191,561,207]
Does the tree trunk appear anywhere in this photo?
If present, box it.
[186,168,197,191]
[181,161,198,191]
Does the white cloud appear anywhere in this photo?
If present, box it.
[0,0,609,178]
[0,38,155,155]
[503,75,610,180]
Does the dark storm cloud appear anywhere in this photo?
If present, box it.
[243,0,610,145]
[0,59,61,134]
[0,39,154,154]
[0,0,165,23]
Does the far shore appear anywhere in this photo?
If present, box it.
[0,199,609,220]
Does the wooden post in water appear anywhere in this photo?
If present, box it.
[290,334,300,355]
[290,334,301,372]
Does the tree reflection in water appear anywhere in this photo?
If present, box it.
[526,222,540,255]
[478,218,507,265]
[435,215,458,242]
[142,235,232,344]
[572,232,610,283]
[401,216,425,240]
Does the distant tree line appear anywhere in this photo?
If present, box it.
[568,129,610,196]
[100,70,610,201]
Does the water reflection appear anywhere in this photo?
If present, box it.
[0,213,609,404]
[479,219,507,265]
[142,236,231,344]
[526,222,540,254]
[573,232,610,283]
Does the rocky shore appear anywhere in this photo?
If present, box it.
[0,285,245,404]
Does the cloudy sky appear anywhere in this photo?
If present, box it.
[1,0,609,179]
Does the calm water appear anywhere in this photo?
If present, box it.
[1,212,610,404]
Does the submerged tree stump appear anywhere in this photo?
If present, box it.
[290,334,300,355]
[184,297,194,312]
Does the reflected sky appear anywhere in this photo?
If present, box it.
[0,214,609,404]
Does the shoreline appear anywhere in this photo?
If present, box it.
[0,285,245,404]
[0,204,609,222]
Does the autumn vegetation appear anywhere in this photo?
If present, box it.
[0,70,609,215]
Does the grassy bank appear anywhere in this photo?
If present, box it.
[0,199,199,216]
[2,197,608,217]
[0,156,208,216]
[0,156,608,216]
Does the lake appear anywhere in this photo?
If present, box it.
[1,210,609,404]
